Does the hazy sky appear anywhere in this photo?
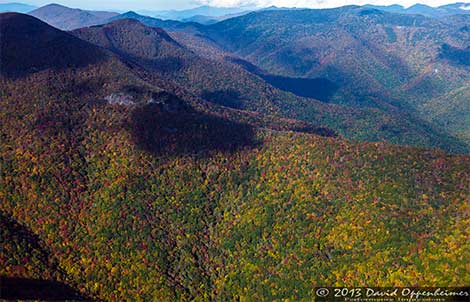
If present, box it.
[2,0,468,11]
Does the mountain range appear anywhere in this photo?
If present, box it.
[0,2,36,13]
[3,2,470,27]
[200,6,470,146]
[1,3,469,301]
[365,2,470,17]
[139,5,254,22]
[106,5,470,152]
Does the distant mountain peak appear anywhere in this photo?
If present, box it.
[32,2,82,12]
[42,3,69,9]
[121,11,141,17]
[388,4,405,8]
[408,3,433,8]
[28,3,118,30]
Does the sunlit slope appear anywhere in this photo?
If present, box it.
[1,90,469,300]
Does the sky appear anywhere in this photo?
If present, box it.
[1,0,468,11]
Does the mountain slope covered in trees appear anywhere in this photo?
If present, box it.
[2,71,469,300]
[74,13,470,154]
[117,6,468,151]
[195,7,470,149]
[1,12,469,301]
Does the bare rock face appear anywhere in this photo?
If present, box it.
[105,93,135,106]
[146,91,188,113]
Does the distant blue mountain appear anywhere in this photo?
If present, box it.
[364,2,470,17]
[362,4,405,13]
[0,2,36,13]
[109,11,204,32]
[134,3,470,23]
[138,5,255,20]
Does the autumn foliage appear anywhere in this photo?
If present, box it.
[1,11,469,302]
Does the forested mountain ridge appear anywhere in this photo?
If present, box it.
[0,13,337,137]
[102,6,470,150]
[71,13,470,154]
[177,6,469,150]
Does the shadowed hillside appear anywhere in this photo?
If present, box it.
[127,91,258,155]
[0,13,107,78]
[1,277,91,301]
[0,214,93,300]
[440,43,470,66]
[225,57,338,102]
